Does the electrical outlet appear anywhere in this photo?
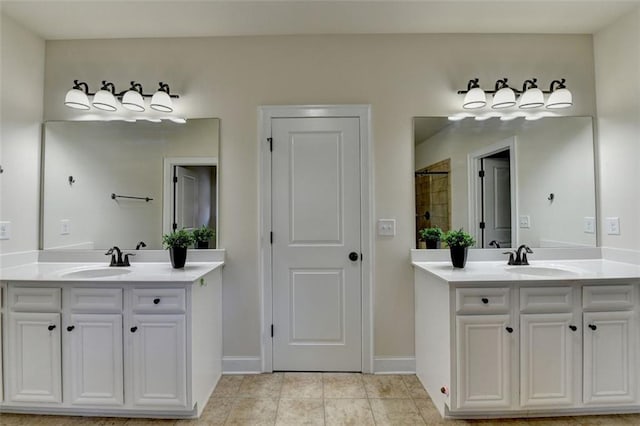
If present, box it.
[0,221,11,240]
[377,219,396,236]
[605,217,620,235]
[61,219,71,235]
[584,217,596,234]
[518,215,531,229]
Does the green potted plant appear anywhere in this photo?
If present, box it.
[443,228,475,268]
[192,225,215,249]
[162,229,194,268]
[419,227,443,249]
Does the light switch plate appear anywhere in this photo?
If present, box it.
[518,215,531,229]
[605,217,620,235]
[377,219,396,236]
[0,221,11,240]
[584,217,596,234]
[61,219,71,235]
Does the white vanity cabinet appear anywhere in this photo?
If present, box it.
[0,264,222,419]
[414,264,640,419]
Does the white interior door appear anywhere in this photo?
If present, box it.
[271,117,362,371]
[482,157,511,248]
[174,166,199,230]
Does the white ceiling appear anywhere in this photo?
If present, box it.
[1,0,638,40]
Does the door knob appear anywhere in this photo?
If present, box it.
[348,252,359,262]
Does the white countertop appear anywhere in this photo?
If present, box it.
[412,259,640,284]
[0,261,224,283]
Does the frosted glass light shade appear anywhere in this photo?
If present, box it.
[519,87,544,109]
[92,89,118,111]
[64,88,90,110]
[491,87,516,109]
[150,90,173,112]
[463,87,486,109]
[546,88,573,109]
[122,90,145,112]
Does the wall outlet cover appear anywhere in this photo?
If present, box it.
[0,221,11,240]
[605,217,620,235]
[518,215,531,229]
[61,219,71,235]
[583,217,596,234]
[377,219,396,236]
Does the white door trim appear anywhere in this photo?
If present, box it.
[258,105,374,373]
[162,157,219,245]
[467,138,517,248]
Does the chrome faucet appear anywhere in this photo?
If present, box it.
[504,244,533,265]
[105,246,135,267]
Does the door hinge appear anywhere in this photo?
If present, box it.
[479,222,486,229]
[267,137,273,152]
[173,176,178,183]
[478,170,485,178]
[271,324,274,338]
[270,232,273,244]
[172,222,177,231]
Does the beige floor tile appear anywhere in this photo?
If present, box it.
[123,419,178,426]
[212,375,246,397]
[324,398,375,426]
[0,413,30,425]
[323,373,366,398]
[237,374,283,398]
[275,398,324,425]
[281,373,323,399]
[413,398,450,425]
[401,375,431,400]
[225,398,278,424]
[362,374,410,398]
[369,398,426,425]
[571,414,638,425]
[174,397,237,425]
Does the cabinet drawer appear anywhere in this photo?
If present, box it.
[583,285,635,311]
[68,288,122,312]
[520,287,573,313]
[456,287,510,314]
[9,287,61,312]
[131,288,186,313]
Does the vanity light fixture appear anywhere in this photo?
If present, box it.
[518,79,545,109]
[459,78,486,109]
[491,79,517,109]
[546,79,573,109]
[64,80,180,114]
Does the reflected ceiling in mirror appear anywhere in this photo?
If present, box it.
[42,118,219,250]
[414,116,596,249]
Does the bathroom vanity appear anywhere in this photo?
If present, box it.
[413,254,640,419]
[0,258,223,419]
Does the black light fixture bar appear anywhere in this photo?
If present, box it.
[70,80,180,99]
[458,77,567,95]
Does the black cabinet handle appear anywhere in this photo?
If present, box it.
[481,298,489,304]
[48,324,56,331]
[153,298,160,305]
[67,325,75,332]
[588,324,597,331]
[348,252,359,262]
[505,326,514,333]
[131,326,138,333]
[569,325,577,331]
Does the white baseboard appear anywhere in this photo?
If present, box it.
[222,356,262,374]
[373,356,416,374]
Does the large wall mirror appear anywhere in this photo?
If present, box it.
[41,118,219,250]
[414,116,596,249]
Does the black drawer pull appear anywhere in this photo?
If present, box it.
[481,298,489,304]
[153,298,160,305]
[131,326,138,333]
[47,324,56,331]
[569,325,577,331]
[505,326,514,333]
[588,324,597,331]
[67,325,75,332]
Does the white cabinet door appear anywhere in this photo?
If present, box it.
[8,312,61,403]
[130,314,187,407]
[455,315,513,410]
[66,314,123,406]
[583,311,635,405]
[520,313,576,407]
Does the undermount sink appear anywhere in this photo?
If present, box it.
[61,267,132,279]
[505,265,580,277]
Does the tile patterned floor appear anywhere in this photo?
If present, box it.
[2,373,640,425]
